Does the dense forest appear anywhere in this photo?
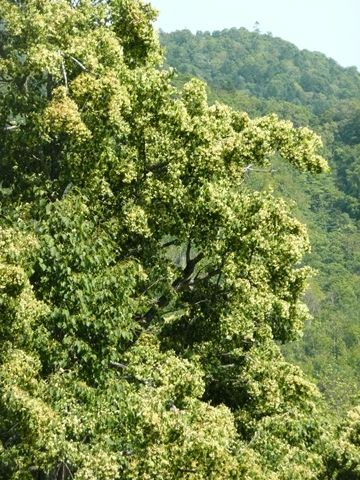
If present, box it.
[0,1,360,479]
[160,28,360,413]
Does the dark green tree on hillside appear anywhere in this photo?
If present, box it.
[0,1,354,479]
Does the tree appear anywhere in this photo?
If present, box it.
[0,1,335,478]
[324,406,360,479]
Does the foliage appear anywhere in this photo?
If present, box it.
[160,27,360,417]
[0,1,358,479]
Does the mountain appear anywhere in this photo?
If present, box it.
[160,28,360,113]
[160,28,360,412]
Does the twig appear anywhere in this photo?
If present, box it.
[140,277,166,295]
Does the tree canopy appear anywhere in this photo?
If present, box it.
[160,26,360,415]
[0,1,357,479]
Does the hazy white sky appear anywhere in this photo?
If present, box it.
[150,0,360,71]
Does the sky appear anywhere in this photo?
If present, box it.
[150,0,360,71]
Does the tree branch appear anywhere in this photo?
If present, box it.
[109,361,128,370]
[61,60,68,92]
[161,239,178,248]
[110,361,152,386]
[192,267,221,286]
[4,124,20,131]
[67,54,89,72]
[186,238,191,265]
[179,252,204,284]
[138,250,205,325]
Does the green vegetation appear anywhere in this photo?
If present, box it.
[161,28,360,414]
[159,28,360,113]
[0,1,359,478]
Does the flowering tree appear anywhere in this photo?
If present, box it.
[0,1,336,479]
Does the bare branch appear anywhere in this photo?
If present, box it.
[192,267,221,286]
[137,250,205,326]
[4,124,19,131]
[67,54,89,72]
[61,60,68,92]
[109,361,128,370]
[59,49,92,75]
[186,238,191,265]
[181,251,204,280]
[140,276,166,295]
[64,462,74,480]
[161,239,178,248]
[173,252,204,292]
[190,299,208,306]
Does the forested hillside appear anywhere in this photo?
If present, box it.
[160,28,360,113]
[160,28,360,412]
[1,1,360,478]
